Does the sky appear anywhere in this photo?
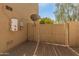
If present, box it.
[39,3,56,20]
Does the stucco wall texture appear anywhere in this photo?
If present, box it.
[0,3,38,52]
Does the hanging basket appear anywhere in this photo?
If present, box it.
[30,14,40,21]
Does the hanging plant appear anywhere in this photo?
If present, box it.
[30,14,40,21]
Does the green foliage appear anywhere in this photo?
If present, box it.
[40,17,53,24]
[54,3,79,23]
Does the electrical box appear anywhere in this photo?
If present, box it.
[20,21,23,27]
[10,18,18,31]
[20,21,24,30]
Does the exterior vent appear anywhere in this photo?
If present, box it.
[5,5,13,11]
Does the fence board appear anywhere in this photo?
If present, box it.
[28,23,67,45]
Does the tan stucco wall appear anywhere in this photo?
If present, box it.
[0,3,38,52]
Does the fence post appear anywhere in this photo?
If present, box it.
[33,21,40,55]
[65,23,69,46]
[34,21,40,42]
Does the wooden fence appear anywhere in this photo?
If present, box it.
[27,22,79,47]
